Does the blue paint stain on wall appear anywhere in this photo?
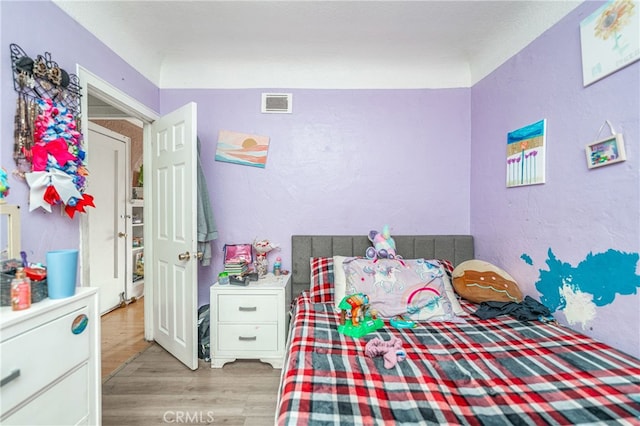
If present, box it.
[535,248,640,311]
[520,253,533,265]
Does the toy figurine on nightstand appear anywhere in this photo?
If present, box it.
[253,238,280,278]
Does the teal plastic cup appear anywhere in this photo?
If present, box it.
[46,249,79,299]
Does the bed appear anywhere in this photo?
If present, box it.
[276,235,640,425]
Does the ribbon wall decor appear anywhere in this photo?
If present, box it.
[9,43,94,218]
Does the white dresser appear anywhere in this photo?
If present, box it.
[210,274,291,368]
[0,287,101,425]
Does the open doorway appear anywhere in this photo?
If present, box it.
[88,102,145,314]
[78,66,158,337]
[87,93,149,377]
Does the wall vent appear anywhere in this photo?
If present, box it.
[261,93,292,113]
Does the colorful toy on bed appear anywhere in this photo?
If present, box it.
[337,293,384,338]
[390,316,417,329]
[366,225,398,259]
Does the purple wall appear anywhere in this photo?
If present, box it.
[160,89,472,303]
[2,1,471,310]
[471,1,640,358]
[1,1,158,265]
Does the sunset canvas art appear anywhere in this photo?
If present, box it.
[215,130,270,168]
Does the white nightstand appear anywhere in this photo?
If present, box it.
[210,273,291,368]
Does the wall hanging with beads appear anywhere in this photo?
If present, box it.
[9,43,94,218]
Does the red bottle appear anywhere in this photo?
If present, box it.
[11,268,31,311]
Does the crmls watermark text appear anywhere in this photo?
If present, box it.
[163,411,215,423]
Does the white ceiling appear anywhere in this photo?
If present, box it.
[53,0,583,89]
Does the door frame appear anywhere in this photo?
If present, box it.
[78,66,159,340]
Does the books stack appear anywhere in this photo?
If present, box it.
[223,260,249,277]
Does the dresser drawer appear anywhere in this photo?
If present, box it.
[218,294,278,323]
[2,363,89,425]
[217,324,278,352]
[0,307,90,414]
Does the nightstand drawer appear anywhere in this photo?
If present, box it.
[218,294,278,323]
[217,324,278,351]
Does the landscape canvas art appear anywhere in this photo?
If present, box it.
[506,119,546,188]
[215,130,270,168]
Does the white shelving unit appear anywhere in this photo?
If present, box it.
[128,199,144,301]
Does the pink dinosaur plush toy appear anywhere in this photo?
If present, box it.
[365,337,406,369]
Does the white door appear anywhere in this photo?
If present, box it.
[150,103,199,370]
[87,122,128,314]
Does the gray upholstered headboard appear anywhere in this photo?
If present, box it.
[291,235,474,300]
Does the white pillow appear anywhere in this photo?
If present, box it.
[333,255,348,311]
[441,270,466,316]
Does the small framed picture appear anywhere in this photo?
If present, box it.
[585,134,626,169]
[132,186,144,200]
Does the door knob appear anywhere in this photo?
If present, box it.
[196,251,203,260]
[178,252,191,261]
[118,232,127,238]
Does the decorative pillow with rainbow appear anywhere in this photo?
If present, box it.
[343,258,464,322]
[452,259,523,304]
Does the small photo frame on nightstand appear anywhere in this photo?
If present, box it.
[585,133,626,169]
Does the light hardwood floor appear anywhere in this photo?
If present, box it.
[101,297,152,378]
[101,299,281,425]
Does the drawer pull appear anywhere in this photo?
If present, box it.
[238,336,257,341]
[1,369,21,387]
[71,314,89,335]
[238,306,257,312]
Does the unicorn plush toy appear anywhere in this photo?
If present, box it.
[366,225,397,259]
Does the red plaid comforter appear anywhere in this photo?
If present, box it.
[276,293,640,425]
